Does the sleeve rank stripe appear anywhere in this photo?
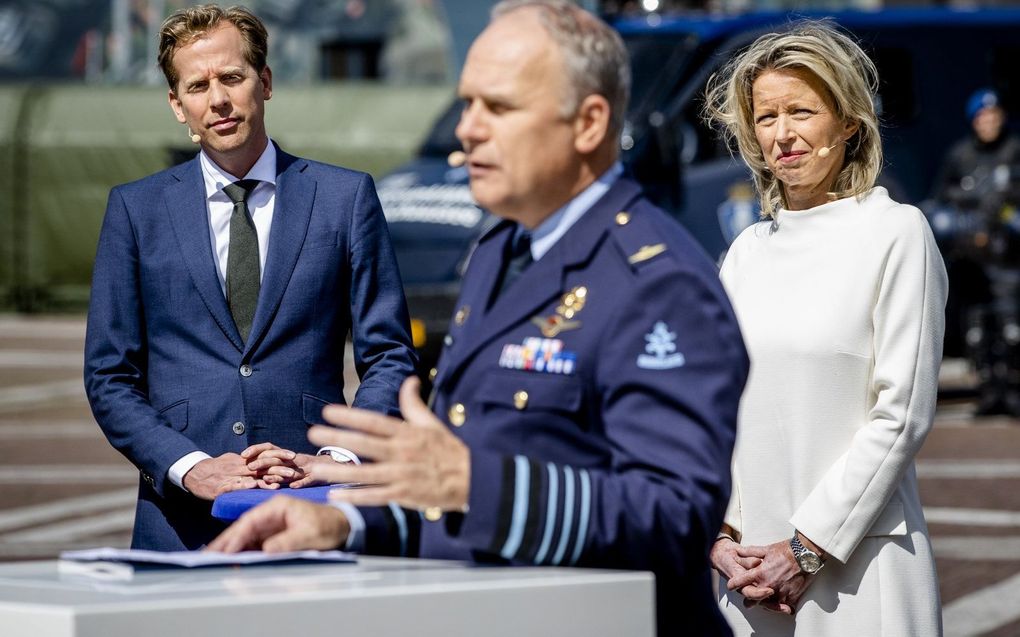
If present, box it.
[499,455,532,560]
[388,503,408,557]
[489,455,518,554]
[533,462,559,564]
[518,459,544,560]
[569,469,591,565]
[551,466,576,565]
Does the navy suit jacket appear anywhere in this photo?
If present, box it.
[367,177,747,635]
[84,146,417,550]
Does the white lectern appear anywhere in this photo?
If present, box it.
[0,556,655,636]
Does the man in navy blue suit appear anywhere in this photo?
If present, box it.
[211,2,746,633]
[84,4,416,551]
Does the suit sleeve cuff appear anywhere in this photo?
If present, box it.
[167,451,213,492]
[332,502,366,552]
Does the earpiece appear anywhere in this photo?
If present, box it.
[188,128,201,144]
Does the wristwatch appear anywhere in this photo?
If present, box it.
[790,533,824,574]
[317,446,361,465]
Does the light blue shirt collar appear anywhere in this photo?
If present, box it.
[200,139,277,199]
[527,162,624,261]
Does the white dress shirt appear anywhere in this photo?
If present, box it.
[167,141,278,490]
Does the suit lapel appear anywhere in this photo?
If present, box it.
[164,158,245,351]
[244,148,315,355]
[441,178,645,383]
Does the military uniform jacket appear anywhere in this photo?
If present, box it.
[369,177,748,635]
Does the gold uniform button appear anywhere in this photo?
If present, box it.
[615,211,631,226]
[424,506,443,522]
[514,389,530,409]
[448,403,466,427]
[454,306,470,326]
[429,367,439,381]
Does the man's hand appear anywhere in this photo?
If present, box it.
[241,443,333,489]
[182,453,258,500]
[206,497,351,553]
[307,377,471,514]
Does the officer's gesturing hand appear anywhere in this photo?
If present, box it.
[308,377,471,514]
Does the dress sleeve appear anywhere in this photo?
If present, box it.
[789,208,948,562]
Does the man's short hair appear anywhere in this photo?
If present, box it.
[158,4,268,91]
[492,0,630,137]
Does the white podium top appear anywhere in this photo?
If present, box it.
[0,556,655,637]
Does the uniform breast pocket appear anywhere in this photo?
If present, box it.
[476,371,583,416]
[159,399,189,432]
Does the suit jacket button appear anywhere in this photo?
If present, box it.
[513,390,529,410]
[448,403,466,427]
[232,421,246,435]
[239,364,253,377]
[443,334,454,347]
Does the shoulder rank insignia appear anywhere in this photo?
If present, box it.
[500,336,577,375]
[636,321,686,370]
[628,243,667,265]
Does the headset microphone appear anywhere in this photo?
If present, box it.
[188,128,201,144]
[447,150,466,168]
[816,141,841,158]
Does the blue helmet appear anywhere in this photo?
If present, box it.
[966,88,1001,122]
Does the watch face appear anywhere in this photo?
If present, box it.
[797,552,823,574]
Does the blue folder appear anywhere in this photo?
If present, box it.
[212,485,338,521]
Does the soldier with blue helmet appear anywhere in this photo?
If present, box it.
[211,2,748,634]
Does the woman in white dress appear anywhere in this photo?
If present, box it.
[703,22,946,636]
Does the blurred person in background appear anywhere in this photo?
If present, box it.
[84,4,416,551]
[930,88,1020,416]
[704,22,945,636]
[211,2,749,634]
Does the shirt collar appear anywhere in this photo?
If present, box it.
[528,161,624,261]
[200,139,277,199]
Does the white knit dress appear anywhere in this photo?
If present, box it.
[718,187,946,636]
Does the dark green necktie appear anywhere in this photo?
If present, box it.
[223,179,261,343]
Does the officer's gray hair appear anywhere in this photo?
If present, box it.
[492,0,630,137]
[703,21,882,218]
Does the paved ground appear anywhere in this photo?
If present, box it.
[0,315,1018,635]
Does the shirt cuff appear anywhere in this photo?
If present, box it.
[168,451,213,491]
[332,502,365,552]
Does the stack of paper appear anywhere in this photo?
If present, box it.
[59,547,355,581]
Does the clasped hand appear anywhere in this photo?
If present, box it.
[182,442,333,500]
[710,538,815,614]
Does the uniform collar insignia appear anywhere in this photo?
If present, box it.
[556,286,587,319]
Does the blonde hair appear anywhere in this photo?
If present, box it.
[703,21,881,218]
[158,4,268,91]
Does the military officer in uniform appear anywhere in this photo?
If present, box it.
[211,2,748,634]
